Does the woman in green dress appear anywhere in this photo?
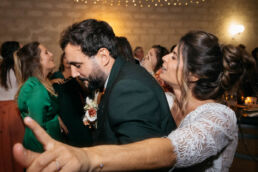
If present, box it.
[16,42,65,153]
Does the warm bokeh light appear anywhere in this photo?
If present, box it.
[244,96,257,105]
[73,0,206,7]
[94,15,124,36]
[81,11,125,36]
[229,24,245,36]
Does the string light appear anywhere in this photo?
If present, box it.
[73,0,206,7]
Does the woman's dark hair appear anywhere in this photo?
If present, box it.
[252,47,258,61]
[59,52,66,72]
[116,36,134,62]
[17,42,41,83]
[60,19,118,59]
[16,42,56,96]
[152,45,169,72]
[170,44,176,52]
[0,41,20,89]
[175,31,255,114]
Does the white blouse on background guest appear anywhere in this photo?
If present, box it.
[0,69,19,100]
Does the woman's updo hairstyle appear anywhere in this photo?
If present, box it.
[220,45,255,94]
[178,31,255,102]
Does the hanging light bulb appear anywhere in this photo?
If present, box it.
[73,0,206,7]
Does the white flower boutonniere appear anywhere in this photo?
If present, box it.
[83,92,99,129]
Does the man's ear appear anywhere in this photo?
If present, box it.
[97,48,111,67]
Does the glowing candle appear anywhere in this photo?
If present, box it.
[245,97,257,105]
[245,97,251,105]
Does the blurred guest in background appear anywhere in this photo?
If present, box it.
[133,46,144,64]
[252,47,258,75]
[237,47,256,99]
[50,52,93,147]
[50,53,72,84]
[252,47,258,96]
[16,42,65,153]
[116,36,135,63]
[252,47,258,61]
[141,45,169,76]
[0,41,24,172]
[0,45,2,61]
[141,45,174,109]
[0,41,21,99]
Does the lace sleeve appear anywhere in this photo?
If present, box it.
[168,105,237,168]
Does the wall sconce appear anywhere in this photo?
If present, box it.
[228,24,245,38]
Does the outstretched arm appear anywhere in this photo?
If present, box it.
[86,138,175,171]
[13,117,176,172]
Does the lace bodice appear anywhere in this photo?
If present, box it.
[168,103,238,172]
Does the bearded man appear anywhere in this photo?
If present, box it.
[60,19,176,145]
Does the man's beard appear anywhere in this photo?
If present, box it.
[78,68,106,97]
[87,75,105,93]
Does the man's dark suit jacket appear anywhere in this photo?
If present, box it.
[134,58,140,65]
[52,77,93,147]
[94,57,176,145]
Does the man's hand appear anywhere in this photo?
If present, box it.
[13,117,90,172]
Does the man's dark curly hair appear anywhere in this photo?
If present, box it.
[60,19,118,59]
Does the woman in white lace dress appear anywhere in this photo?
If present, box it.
[13,31,255,172]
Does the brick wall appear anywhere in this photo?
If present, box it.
[0,0,257,65]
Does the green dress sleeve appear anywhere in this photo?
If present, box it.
[27,87,50,125]
[18,77,62,152]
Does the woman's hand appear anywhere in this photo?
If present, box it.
[51,78,64,84]
[58,116,69,135]
[13,117,91,172]
[140,56,154,75]
[13,117,176,172]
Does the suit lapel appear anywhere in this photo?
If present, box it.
[99,57,125,106]
[96,57,125,136]
[105,57,125,92]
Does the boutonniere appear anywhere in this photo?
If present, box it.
[83,92,99,129]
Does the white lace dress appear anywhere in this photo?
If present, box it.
[168,103,238,172]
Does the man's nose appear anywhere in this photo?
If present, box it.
[71,66,80,78]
